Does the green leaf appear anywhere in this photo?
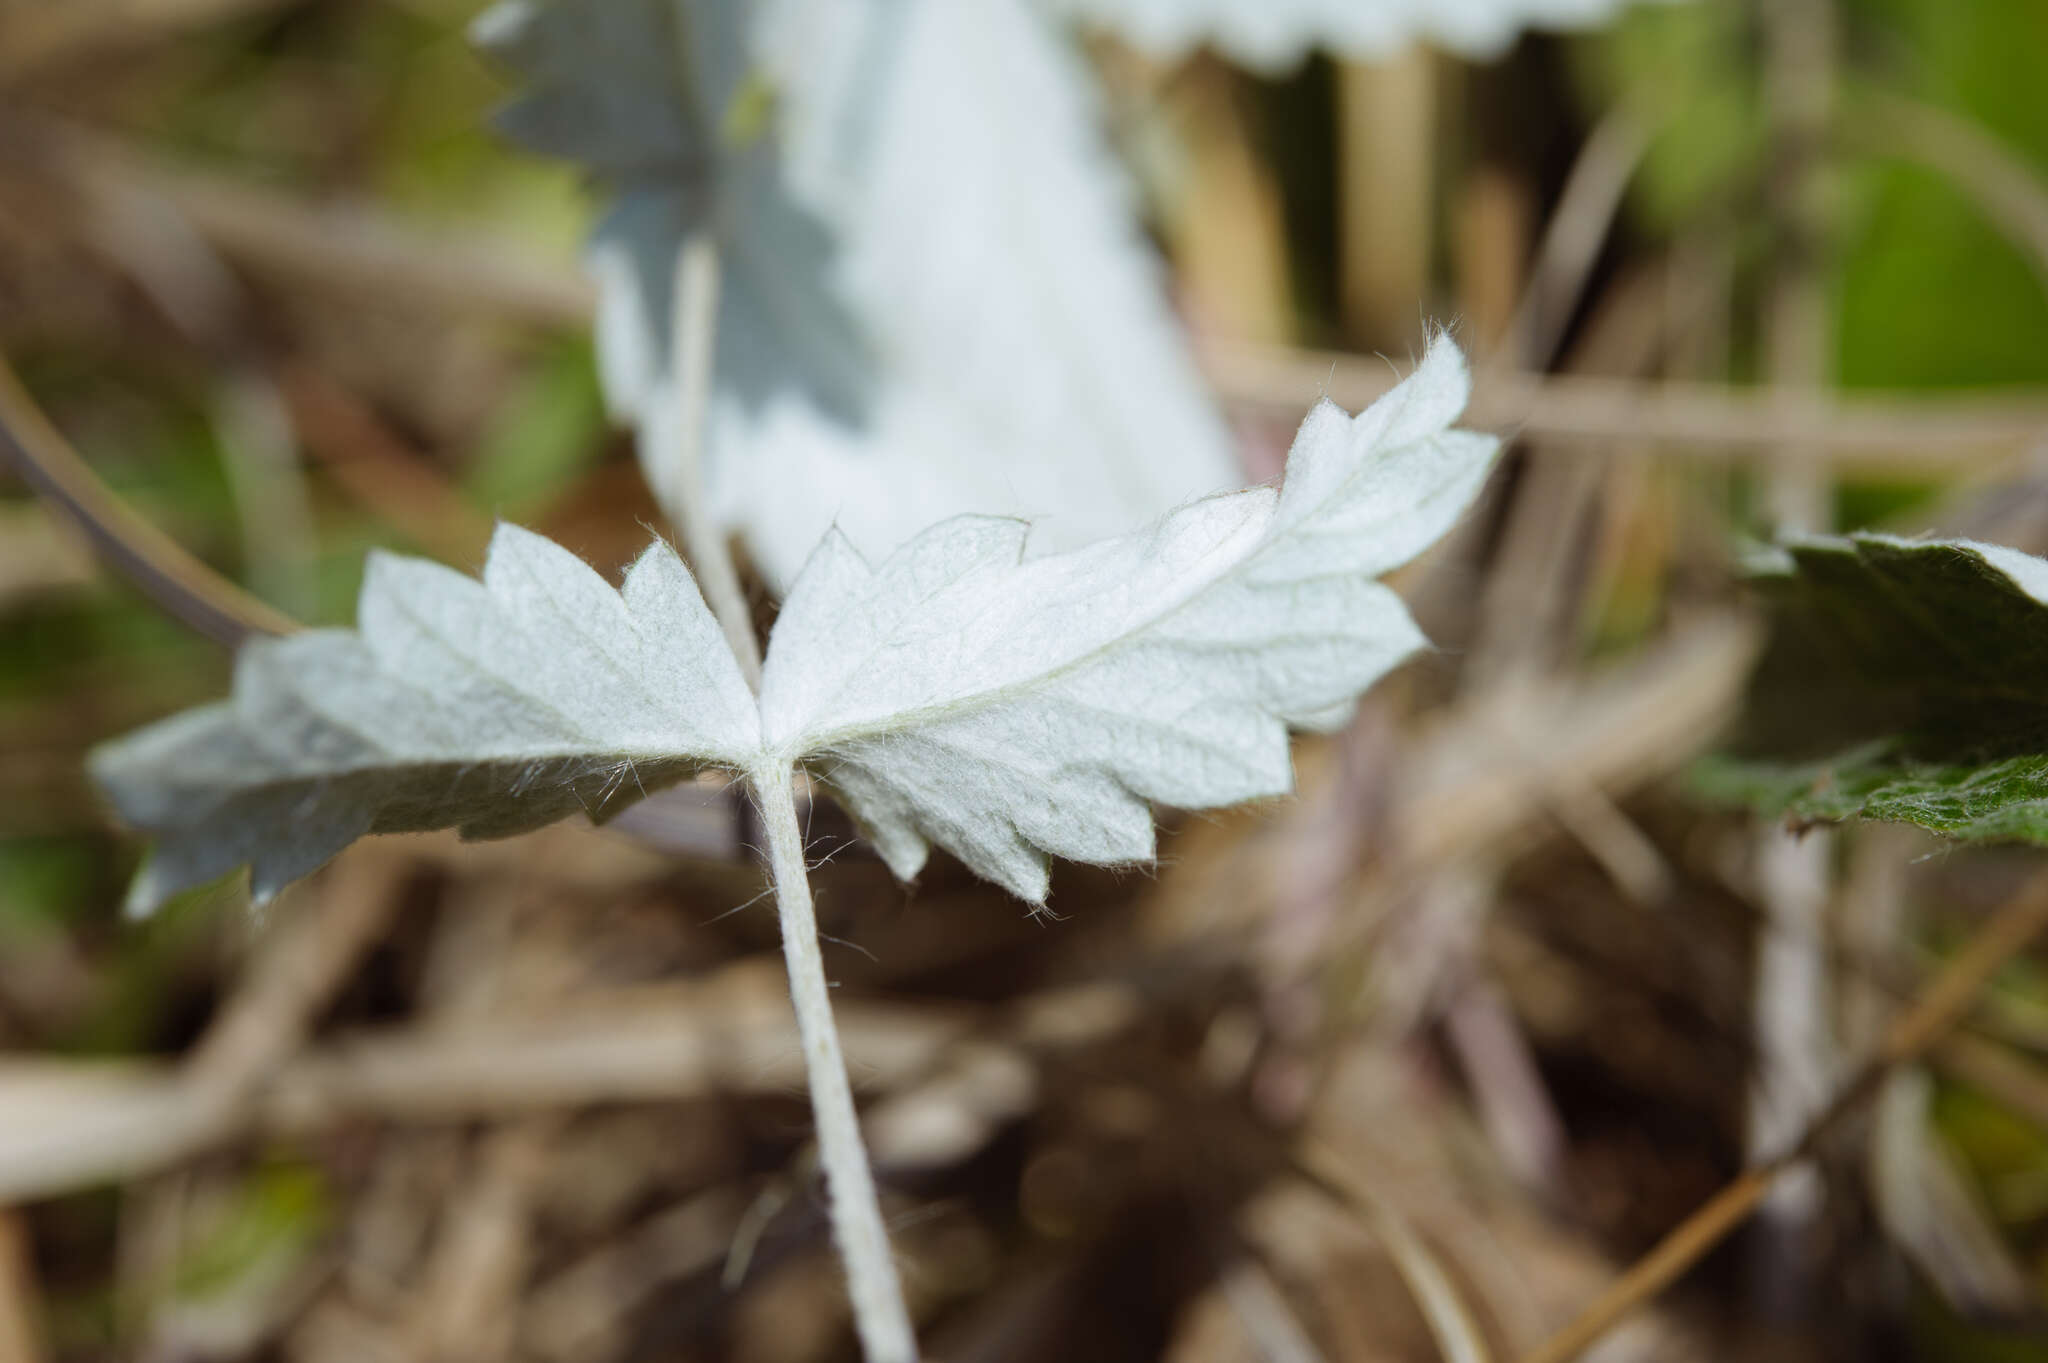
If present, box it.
[1702,533,2048,842]
[466,337,607,516]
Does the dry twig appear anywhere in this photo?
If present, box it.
[9,115,593,327]
[0,350,297,646]
[1860,91,2048,296]
[0,1211,47,1363]
[1520,867,2048,1363]
[0,850,409,1202]
[0,961,974,1203]
[0,0,300,81]
[17,118,2044,471]
[1297,1145,1495,1363]
[277,364,497,567]
[402,1121,562,1363]
[1499,106,1651,371]
[1210,342,2048,471]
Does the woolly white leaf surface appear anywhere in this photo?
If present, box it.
[91,527,759,914]
[94,338,1495,912]
[1043,0,1679,71]
[476,0,1240,592]
[761,338,1494,898]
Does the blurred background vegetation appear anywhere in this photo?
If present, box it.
[5,1,2048,1360]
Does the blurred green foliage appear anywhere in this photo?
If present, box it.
[171,1159,329,1301]
[467,336,608,516]
[1578,0,2048,549]
[1,0,598,923]
[1579,4,1766,236]
[1585,0,2048,398]
[1587,6,2048,1331]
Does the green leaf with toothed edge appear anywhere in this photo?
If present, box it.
[92,337,1497,913]
[1698,532,2048,844]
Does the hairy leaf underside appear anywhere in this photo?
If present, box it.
[94,338,1496,913]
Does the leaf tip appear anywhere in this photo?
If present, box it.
[1414,327,1472,406]
[1966,538,2048,606]
[358,545,407,595]
[467,0,536,58]
[1010,859,1052,908]
[623,531,687,581]
[121,856,172,921]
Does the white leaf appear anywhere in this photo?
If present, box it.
[91,526,759,914]
[94,336,1496,913]
[1043,0,1680,71]
[476,0,1241,592]
[761,338,1494,897]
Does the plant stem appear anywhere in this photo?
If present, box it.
[748,762,917,1363]
[1518,868,2048,1363]
[663,230,762,686]
[0,349,297,647]
[1750,0,1838,1315]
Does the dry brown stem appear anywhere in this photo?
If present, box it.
[0,850,410,1202]
[0,349,297,646]
[1519,868,2048,1363]
[0,0,299,81]
[0,1212,47,1363]
[1209,341,2048,471]
[277,365,497,568]
[401,1121,562,1363]
[17,117,2042,475]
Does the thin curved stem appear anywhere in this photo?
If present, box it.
[1497,104,1650,373]
[749,762,917,1363]
[1518,868,2048,1363]
[1855,89,2048,300]
[661,231,762,687]
[1297,1143,1493,1363]
[0,348,297,647]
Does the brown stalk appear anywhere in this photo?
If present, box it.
[1209,342,2048,471]
[0,1211,47,1363]
[0,0,300,82]
[277,365,497,569]
[19,117,2044,470]
[1519,867,2048,1363]
[0,850,411,1204]
[0,350,298,647]
[1297,1144,1496,1363]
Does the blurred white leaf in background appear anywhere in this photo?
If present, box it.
[475,0,1241,593]
[1043,0,1681,72]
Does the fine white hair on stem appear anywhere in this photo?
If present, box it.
[748,760,918,1362]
